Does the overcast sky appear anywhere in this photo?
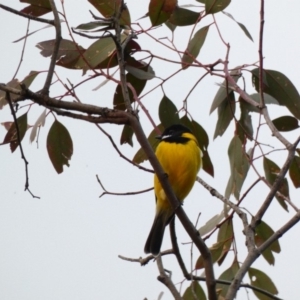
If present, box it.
[1,1,300,300]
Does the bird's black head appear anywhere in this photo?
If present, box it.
[157,124,192,144]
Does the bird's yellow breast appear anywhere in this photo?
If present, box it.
[154,132,201,213]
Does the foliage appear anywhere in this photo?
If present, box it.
[1,0,300,300]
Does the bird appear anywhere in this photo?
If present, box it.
[144,124,202,256]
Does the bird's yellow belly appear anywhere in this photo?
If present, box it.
[154,140,201,213]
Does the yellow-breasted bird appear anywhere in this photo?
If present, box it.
[144,124,202,256]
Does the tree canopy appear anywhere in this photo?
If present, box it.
[1,1,300,300]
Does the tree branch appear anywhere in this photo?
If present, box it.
[0,4,55,25]
[42,0,61,95]
[156,256,183,300]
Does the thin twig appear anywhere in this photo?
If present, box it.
[95,124,154,173]
[12,19,30,80]
[156,255,183,300]
[0,4,54,25]
[5,92,39,199]
[118,249,173,266]
[96,174,153,197]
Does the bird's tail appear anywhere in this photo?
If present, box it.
[144,211,174,256]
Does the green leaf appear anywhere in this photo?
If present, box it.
[181,26,209,69]
[182,281,207,300]
[159,96,179,128]
[132,124,163,164]
[198,211,224,236]
[148,0,177,26]
[255,221,281,265]
[289,156,300,188]
[263,157,289,211]
[249,93,279,108]
[0,72,40,109]
[238,98,254,141]
[37,39,85,69]
[213,92,235,139]
[252,68,300,120]
[120,124,133,147]
[222,11,253,42]
[210,69,241,114]
[47,120,73,174]
[113,64,148,110]
[20,0,51,17]
[2,113,28,153]
[168,7,200,26]
[216,260,239,297]
[21,71,40,88]
[180,117,214,177]
[225,135,250,199]
[272,116,299,132]
[125,64,155,80]
[205,0,231,14]
[248,268,278,300]
[217,219,233,265]
[88,0,131,26]
[165,20,177,31]
[195,240,226,270]
[75,35,126,74]
[76,21,111,30]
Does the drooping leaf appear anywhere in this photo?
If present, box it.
[2,113,28,153]
[75,35,126,74]
[88,0,131,26]
[47,120,73,174]
[30,109,47,143]
[272,116,299,132]
[125,64,155,80]
[1,122,14,131]
[165,20,177,31]
[222,11,253,42]
[182,281,207,300]
[37,39,85,69]
[263,157,289,211]
[225,135,250,200]
[255,221,281,266]
[120,124,134,146]
[148,0,177,26]
[168,7,200,26]
[0,72,40,109]
[289,156,300,188]
[159,96,179,128]
[217,219,233,265]
[76,21,112,31]
[252,68,300,120]
[238,98,254,141]
[195,240,226,270]
[205,0,231,14]
[20,0,51,17]
[181,26,209,69]
[198,211,224,236]
[22,71,40,88]
[249,93,279,109]
[180,116,214,176]
[213,92,235,139]
[113,62,148,110]
[248,268,278,300]
[210,69,241,114]
[132,124,163,164]
[216,260,240,297]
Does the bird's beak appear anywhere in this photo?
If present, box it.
[155,135,162,140]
